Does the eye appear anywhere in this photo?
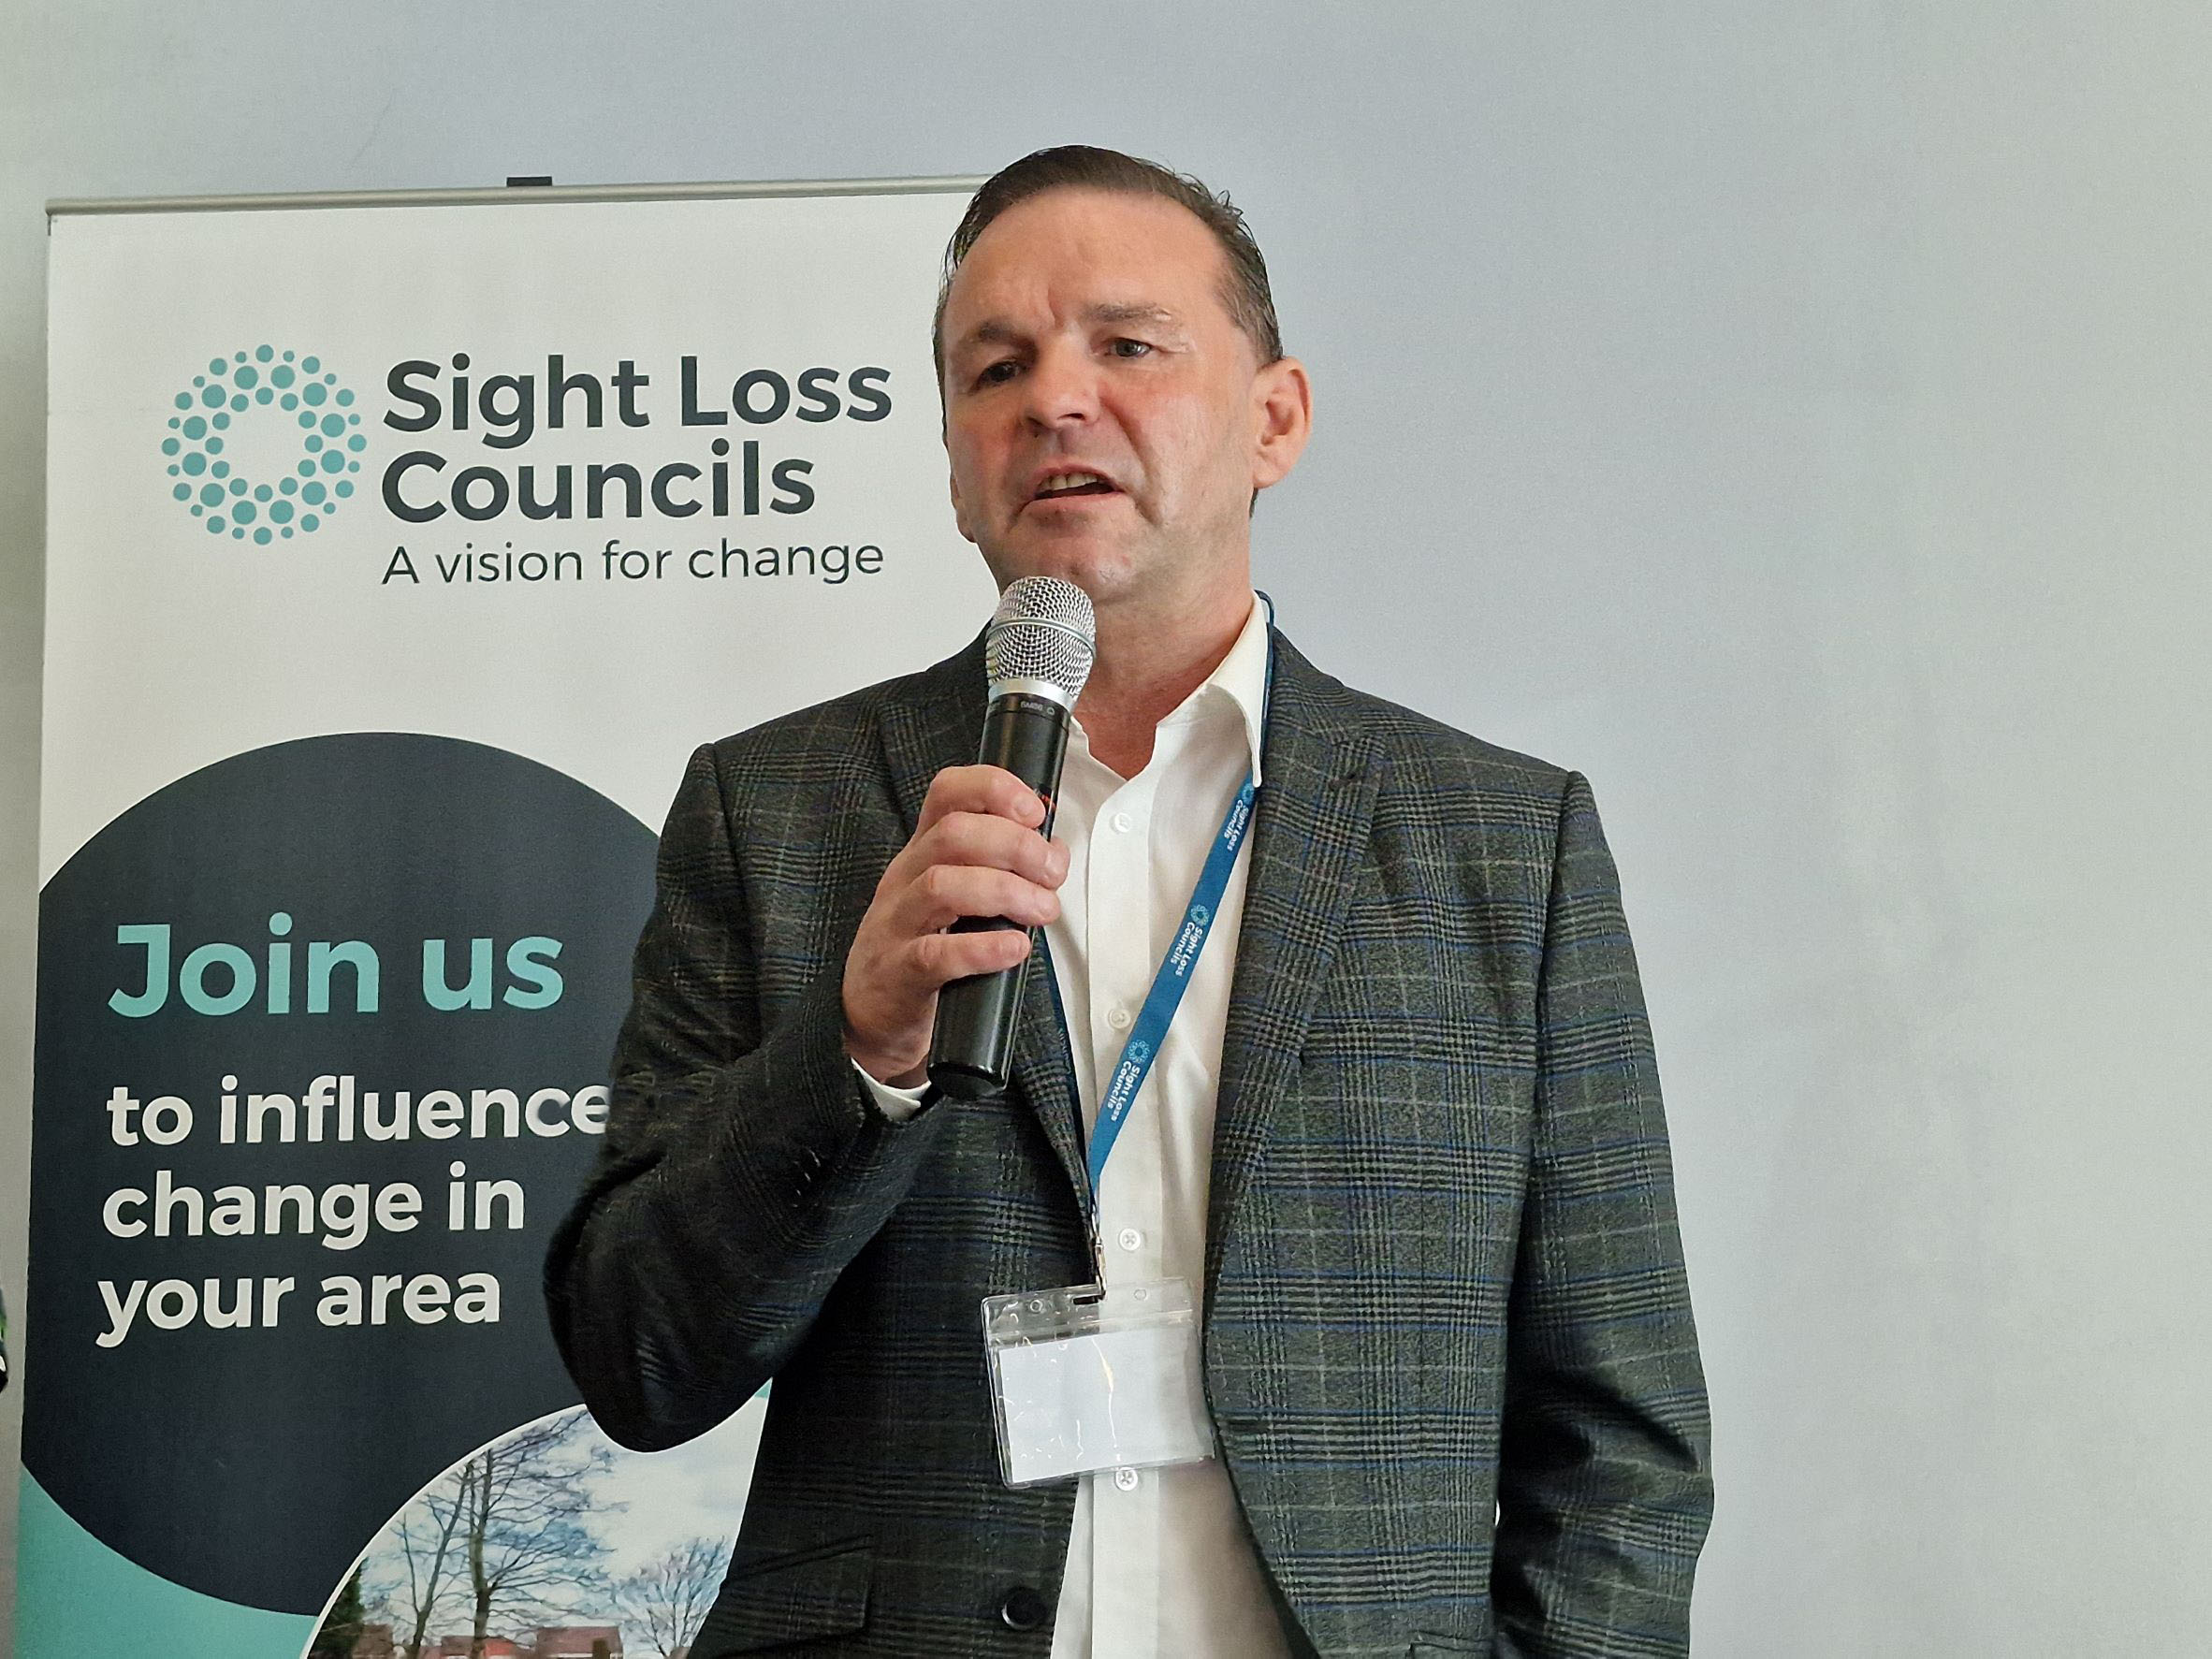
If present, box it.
[1108,338,1154,359]
[974,358,1022,387]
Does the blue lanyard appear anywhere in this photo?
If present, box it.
[1043,599,1274,1224]
[1080,771,1256,1204]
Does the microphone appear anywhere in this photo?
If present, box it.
[927,576,1097,1100]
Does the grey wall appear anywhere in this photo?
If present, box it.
[5,4,2207,1652]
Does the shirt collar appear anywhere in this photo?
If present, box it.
[1154,590,1271,786]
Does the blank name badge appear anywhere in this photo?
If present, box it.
[982,1278,1215,1488]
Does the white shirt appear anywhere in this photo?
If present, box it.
[862,594,1291,1659]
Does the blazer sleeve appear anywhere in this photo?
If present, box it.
[1492,771,1713,1657]
[543,741,944,1451]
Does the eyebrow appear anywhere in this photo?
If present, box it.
[953,302,1186,357]
[1084,302,1181,330]
[956,319,1027,356]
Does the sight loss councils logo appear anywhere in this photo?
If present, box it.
[162,346,365,543]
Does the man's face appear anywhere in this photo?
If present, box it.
[938,187,1302,608]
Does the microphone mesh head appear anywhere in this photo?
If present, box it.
[984,576,1097,702]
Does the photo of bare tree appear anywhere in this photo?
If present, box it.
[306,1396,763,1659]
[610,1539,726,1656]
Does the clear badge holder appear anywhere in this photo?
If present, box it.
[982,1278,1216,1488]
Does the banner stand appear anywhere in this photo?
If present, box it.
[28,174,990,1658]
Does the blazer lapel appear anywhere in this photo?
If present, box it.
[1205,632,1383,1303]
[875,639,982,832]
[875,641,1091,1210]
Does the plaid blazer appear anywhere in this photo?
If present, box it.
[546,625,1710,1659]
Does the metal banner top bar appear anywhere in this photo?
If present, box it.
[49,175,986,220]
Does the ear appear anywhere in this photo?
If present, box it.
[1248,356,1313,491]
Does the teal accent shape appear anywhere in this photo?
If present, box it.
[15,1473,315,1656]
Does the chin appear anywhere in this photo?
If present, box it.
[985,539,1144,601]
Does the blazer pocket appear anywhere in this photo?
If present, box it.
[1408,1609,1492,1656]
[688,1534,873,1656]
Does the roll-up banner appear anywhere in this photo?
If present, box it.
[26,179,989,1656]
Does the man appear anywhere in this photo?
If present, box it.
[547,146,1710,1658]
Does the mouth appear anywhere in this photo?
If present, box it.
[1028,468,1119,504]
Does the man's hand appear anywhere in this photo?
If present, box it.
[842,764,1070,1088]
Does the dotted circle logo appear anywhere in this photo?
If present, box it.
[161,346,366,544]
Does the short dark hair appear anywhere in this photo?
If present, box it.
[933,145,1284,383]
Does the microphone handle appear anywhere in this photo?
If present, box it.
[927,691,1070,1099]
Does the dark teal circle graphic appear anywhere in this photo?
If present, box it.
[24,734,657,1613]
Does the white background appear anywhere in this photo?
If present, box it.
[5,5,2209,1654]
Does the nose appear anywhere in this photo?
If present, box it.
[1022,338,1099,430]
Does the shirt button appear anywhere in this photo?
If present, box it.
[1117,1227,1143,1252]
[1106,1006,1132,1030]
[1111,810,1135,834]
[1113,1465,1141,1492]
